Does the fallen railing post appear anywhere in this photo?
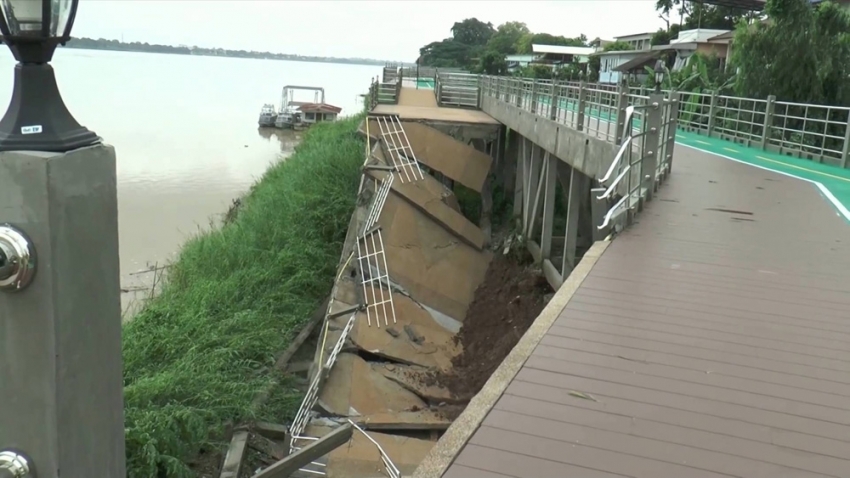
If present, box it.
[255,424,353,478]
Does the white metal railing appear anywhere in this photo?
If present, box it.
[373,115,425,183]
[436,71,479,108]
[476,75,850,168]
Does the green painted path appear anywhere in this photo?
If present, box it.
[532,95,850,220]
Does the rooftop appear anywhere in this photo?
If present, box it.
[531,44,596,56]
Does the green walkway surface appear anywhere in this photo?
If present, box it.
[673,130,850,221]
[533,94,850,219]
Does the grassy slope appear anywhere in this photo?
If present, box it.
[122,115,365,477]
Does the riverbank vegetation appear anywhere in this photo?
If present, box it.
[122,115,366,477]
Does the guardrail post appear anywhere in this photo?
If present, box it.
[665,91,681,176]
[760,95,776,150]
[511,78,525,108]
[842,113,850,169]
[576,81,587,132]
[707,90,719,136]
[530,79,539,114]
[549,81,558,121]
[614,79,630,146]
[643,93,664,203]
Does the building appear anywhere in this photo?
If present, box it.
[504,44,596,73]
[613,32,655,51]
[651,28,731,70]
[505,54,535,73]
[530,44,596,67]
[298,103,341,124]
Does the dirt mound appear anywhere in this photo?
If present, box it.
[429,251,550,403]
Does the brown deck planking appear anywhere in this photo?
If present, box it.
[443,144,850,478]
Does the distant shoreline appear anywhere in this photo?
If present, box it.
[62,37,403,67]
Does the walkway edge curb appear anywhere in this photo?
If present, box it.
[411,240,612,478]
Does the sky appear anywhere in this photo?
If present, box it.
[72,1,668,61]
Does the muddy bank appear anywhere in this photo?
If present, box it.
[429,249,550,404]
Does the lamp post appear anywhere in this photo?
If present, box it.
[0,1,125,477]
[0,0,100,152]
[654,59,665,93]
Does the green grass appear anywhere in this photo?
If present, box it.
[121,114,366,477]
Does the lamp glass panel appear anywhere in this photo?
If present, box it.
[50,0,72,36]
[1,0,43,35]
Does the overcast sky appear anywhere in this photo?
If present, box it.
[72,1,667,61]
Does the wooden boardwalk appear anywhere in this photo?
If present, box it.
[442,145,850,478]
[372,87,499,125]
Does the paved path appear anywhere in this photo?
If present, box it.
[442,144,850,478]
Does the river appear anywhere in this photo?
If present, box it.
[0,49,380,315]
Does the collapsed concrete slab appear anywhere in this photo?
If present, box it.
[295,112,497,477]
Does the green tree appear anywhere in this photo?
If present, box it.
[486,21,530,55]
[655,0,749,30]
[477,50,508,75]
[516,33,588,53]
[650,24,682,46]
[450,18,495,46]
[731,0,850,105]
[419,39,470,67]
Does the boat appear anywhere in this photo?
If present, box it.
[257,104,277,127]
[262,85,342,130]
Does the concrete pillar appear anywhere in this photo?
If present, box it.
[503,128,519,196]
[540,153,557,260]
[761,95,776,150]
[576,82,587,132]
[530,79,539,114]
[707,91,719,136]
[664,92,681,175]
[614,80,630,145]
[0,145,126,478]
[513,136,526,229]
[643,93,665,201]
[842,115,850,169]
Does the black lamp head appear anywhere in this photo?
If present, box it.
[0,0,99,153]
[0,0,79,64]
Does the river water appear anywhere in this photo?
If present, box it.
[0,49,380,315]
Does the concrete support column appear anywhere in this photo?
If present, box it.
[707,90,719,136]
[614,79,630,145]
[761,95,776,150]
[576,82,587,131]
[503,128,519,197]
[539,152,557,260]
[0,145,126,478]
[513,135,526,228]
[642,93,664,202]
[664,92,681,175]
[530,79,539,114]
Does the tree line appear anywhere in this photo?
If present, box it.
[418,0,850,107]
[62,37,389,66]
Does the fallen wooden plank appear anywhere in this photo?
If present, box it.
[253,424,353,478]
[219,429,250,478]
[273,295,330,371]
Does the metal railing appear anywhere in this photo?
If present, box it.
[369,76,400,106]
[478,75,679,236]
[454,74,850,168]
[435,71,479,108]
